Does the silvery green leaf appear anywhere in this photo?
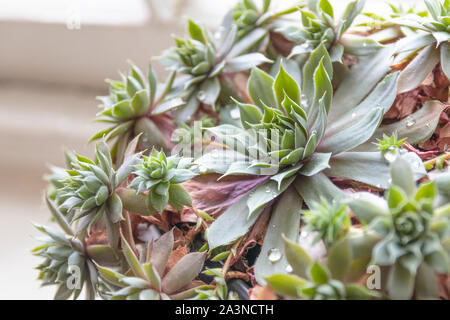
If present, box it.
[394,33,435,54]
[329,43,344,63]
[312,58,332,115]
[415,263,440,299]
[116,152,142,186]
[248,67,277,110]
[387,262,415,300]
[335,0,366,39]
[46,196,74,236]
[143,262,161,291]
[174,93,200,124]
[194,149,248,174]
[425,247,450,274]
[151,98,185,116]
[188,19,206,43]
[325,72,398,137]
[105,121,134,143]
[432,31,450,46]
[319,107,383,155]
[199,77,221,106]
[302,44,332,108]
[441,42,450,79]
[283,236,312,279]
[121,233,146,279]
[150,189,169,213]
[117,188,153,216]
[207,189,265,249]
[327,45,394,123]
[224,53,272,73]
[274,64,300,106]
[347,192,389,224]
[293,173,346,208]
[112,100,134,119]
[148,64,158,105]
[135,118,167,150]
[254,187,302,285]
[247,176,296,218]
[131,90,150,116]
[271,164,302,190]
[397,45,440,93]
[325,151,426,189]
[309,262,329,284]
[107,193,124,224]
[120,277,149,289]
[139,289,160,300]
[168,184,192,210]
[222,161,264,177]
[161,252,206,294]
[299,152,331,176]
[327,237,351,280]
[86,245,117,266]
[54,284,73,300]
[340,35,383,56]
[234,99,263,129]
[265,274,308,298]
[390,156,416,197]
[353,100,445,152]
[227,28,267,58]
[94,263,124,287]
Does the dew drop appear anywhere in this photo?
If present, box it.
[197,90,207,102]
[230,108,240,119]
[406,119,416,127]
[265,186,271,193]
[285,265,293,273]
[351,112,356,119]
[383,147,398,162]
[268,248,282,263]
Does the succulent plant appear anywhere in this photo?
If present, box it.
[128,149,196,213]
[32,196,109,300]
[159,19,272,123]
[231,0,299,39]
[373,132,407,153]
[92,62,183,159]
[348,156,450,299]
[96,230,208,300]
[265,236,377,300]
[302,198,351,248]
[195,42,429,283]
[50,141,140,250]
[281,0,374,63]
[379,0,450,92]
[33,0,450,301]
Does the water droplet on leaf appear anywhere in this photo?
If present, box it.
[230,108,240,119]
[406,119,416,127]
[268,248,282,263]
[197,90,206,102]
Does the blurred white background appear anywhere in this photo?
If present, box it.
[0,0,419,299]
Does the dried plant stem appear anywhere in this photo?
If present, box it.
[424,153,450,167]
[222,237,243,277]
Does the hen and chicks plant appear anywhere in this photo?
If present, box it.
[33,0,449,300]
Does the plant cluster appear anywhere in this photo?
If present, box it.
[34,0,449,300]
